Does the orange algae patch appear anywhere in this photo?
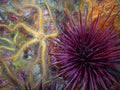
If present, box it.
[86,0,120,30]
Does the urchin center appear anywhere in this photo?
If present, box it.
[79,48,90,63]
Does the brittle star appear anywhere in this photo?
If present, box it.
[0,1,58,89]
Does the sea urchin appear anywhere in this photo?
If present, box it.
[51,7,120,90]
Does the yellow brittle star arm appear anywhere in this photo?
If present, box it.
[2,61,25,89]
[0,23,37,35]
[0,46,15,51]
[13,3,28,13]
[48,4,61,11]
[45,32,58,38]
[41,40,47,81]
[39,7,43,33]
[13,30,19,44]
[5,6,23,17]
[1,39,38,61]
[32,78,41,89]
[24,4,43,33]
[28,43,41,83]
[44,1,58,35]
[0,38,13,45]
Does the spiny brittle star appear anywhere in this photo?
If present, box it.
[0,2,58,89]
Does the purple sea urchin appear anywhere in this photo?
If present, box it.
[51,8,120,90]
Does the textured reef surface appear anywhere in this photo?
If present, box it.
[0,0,120,90]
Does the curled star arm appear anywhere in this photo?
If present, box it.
[1,39,38,61]
[0,23,37,35]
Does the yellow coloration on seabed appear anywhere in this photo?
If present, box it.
[0,0,58,89]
